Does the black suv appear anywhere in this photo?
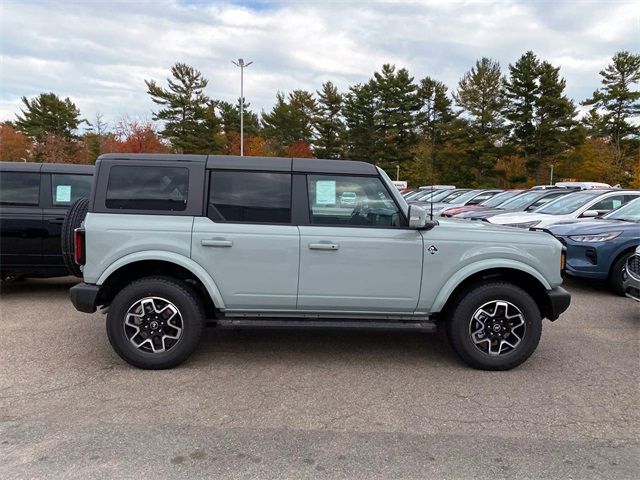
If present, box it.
[0,162,93,280]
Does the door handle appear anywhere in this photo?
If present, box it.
[309,242,339,251]
[48,218,65,225]
[201,239,233,247]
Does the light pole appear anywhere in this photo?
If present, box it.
[396,163,400,181]
[232,58,253,156]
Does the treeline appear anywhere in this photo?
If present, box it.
[2,51,639,187]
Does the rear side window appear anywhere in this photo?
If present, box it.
[208,171,291,223]
[0,172,40,206]
[105,166,188,211]
[51,174,92,207]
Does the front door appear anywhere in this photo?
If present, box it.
[191,170,299,311]
[297,174,423,313]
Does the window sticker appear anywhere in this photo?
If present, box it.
[315,180,336,205]
[56,185,72,203]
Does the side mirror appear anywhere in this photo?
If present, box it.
[581,209,599,218]
[408,204,427,229]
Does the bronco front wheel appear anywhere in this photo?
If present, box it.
[445,282,542,370]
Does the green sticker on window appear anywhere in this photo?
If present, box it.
[56,185,71,203]
[316,180,336,205]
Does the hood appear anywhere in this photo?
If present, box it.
[488,212,551,225]
[545,219,638,236]
[435,218,562,246]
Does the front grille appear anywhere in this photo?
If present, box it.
[627,254,640,279]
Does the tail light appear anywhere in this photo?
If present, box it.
[74,228,86,265]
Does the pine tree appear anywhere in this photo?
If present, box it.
[582,51,640,174]
[503,51,540,166]
[261,90,316,155]
[534,61,582,180]
[454,57,506,180]
[415,77,456,182]
[145,63,220,154]
[343,81,379,161]
[313,81,344,159]
[371,64,420,165]
[15,92,83,141]
[217,99,260,137]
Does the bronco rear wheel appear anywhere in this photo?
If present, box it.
[445,282,542,370]
[106,276,205,369]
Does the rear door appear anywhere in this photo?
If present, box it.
[191,170,300,311]
[0,169,43,273]
[297,174,423,313]
[41,172,93,269]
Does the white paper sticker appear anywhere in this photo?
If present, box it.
[315,180,336,205]
[56,185,72,203]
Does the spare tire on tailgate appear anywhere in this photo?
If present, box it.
[61,197,89,278]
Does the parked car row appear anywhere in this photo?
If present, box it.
[403,185,640,296]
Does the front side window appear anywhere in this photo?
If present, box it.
[52,174,92,207]
[208,171,291,223]
[0,172,40,206]
[588,194,634,215]
[105,166,188,211]
[307,175,402,227]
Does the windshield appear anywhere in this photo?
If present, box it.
[481,190,520,208]
[603,198,640,222]
[498,191,545,210]
[415,189,457,202]
[535,191,602,215]
[447,190,482,205]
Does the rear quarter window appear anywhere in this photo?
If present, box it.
[0,171,40,206]
[105,166,189,211]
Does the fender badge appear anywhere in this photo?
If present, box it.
[427,245,438,255]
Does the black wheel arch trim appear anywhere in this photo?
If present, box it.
[70,282,100,313]
[544,286,571,321]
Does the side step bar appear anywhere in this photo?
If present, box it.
[215,318,437,333]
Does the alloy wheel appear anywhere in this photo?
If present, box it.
[469,300,526,356]
[123,297,183,353]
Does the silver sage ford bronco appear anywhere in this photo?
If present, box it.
[69,154,570,370]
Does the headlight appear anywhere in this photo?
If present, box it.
[505,221,541,229]
[568,232,622,242]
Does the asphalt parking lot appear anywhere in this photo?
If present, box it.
[0,277,638,479]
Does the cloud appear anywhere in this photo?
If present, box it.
[0,0,637,126]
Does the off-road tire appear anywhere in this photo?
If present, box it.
[445,282,542,371]
[61,197,89,277]
[106,276,205,369]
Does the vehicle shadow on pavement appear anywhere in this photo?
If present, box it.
[0,277,79,296]
[192,327,461,369]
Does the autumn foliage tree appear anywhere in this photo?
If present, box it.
[0,123,31,161]
[103,119,170,154]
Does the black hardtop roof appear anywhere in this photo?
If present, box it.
[97,153,377,175]
[0,161,94,174]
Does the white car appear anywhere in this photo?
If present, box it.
[489,190,640,229]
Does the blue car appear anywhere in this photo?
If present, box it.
[544,198,640,295]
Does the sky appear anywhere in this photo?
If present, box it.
[0,0,638,127]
